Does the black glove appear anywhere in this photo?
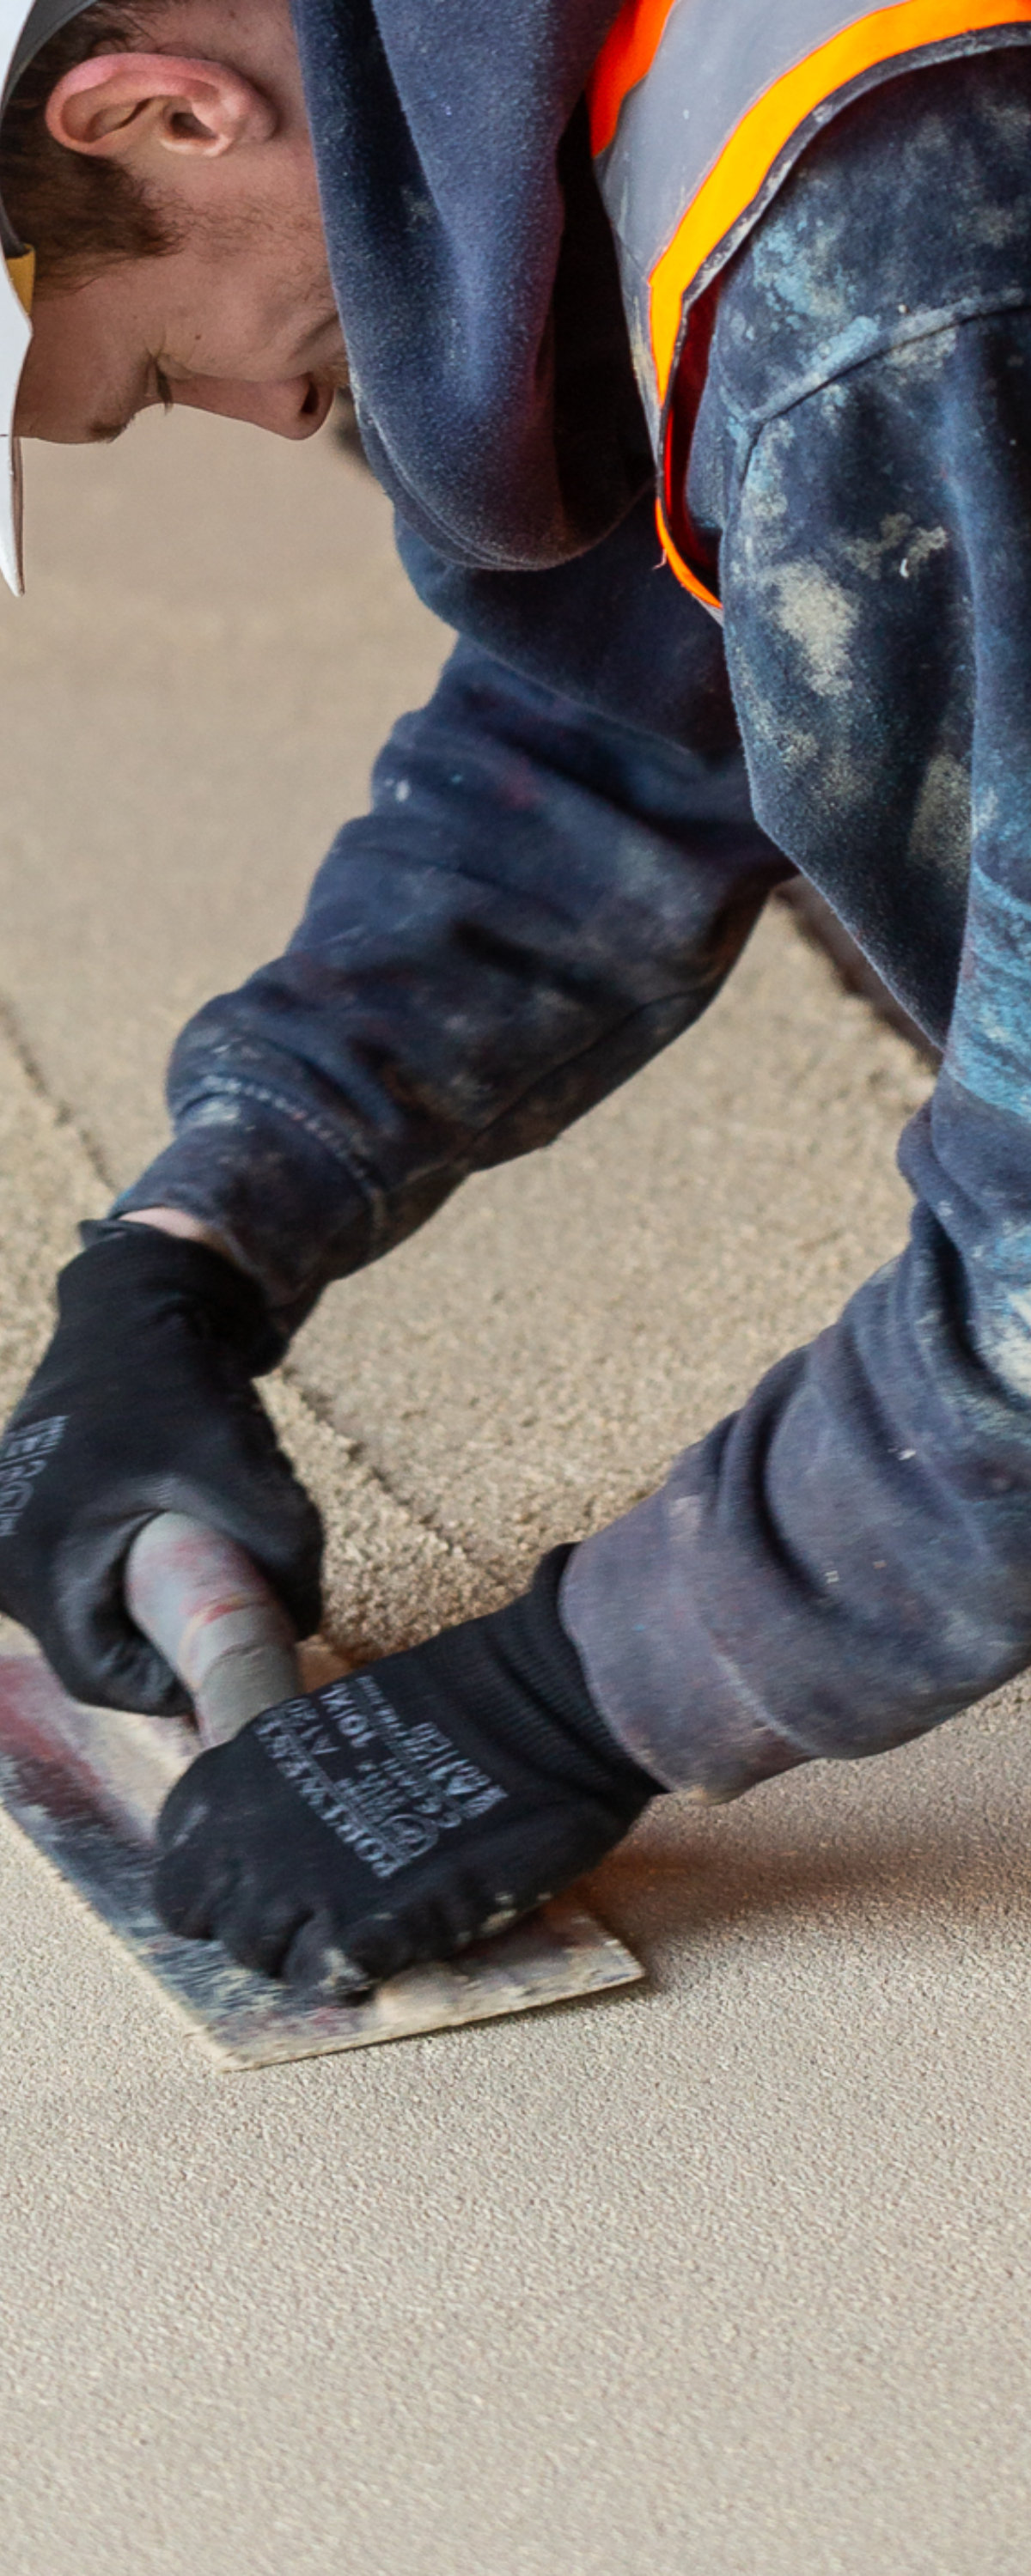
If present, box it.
[156,1549,661,1990]
[0,1220,322,1713]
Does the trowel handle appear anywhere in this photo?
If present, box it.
[125,1511,302,1749]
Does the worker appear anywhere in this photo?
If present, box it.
[0,0,1029,1994]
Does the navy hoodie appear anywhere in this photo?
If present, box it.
[291,0,651,569]
[117,11,996,1328]
[116,0,768,1313]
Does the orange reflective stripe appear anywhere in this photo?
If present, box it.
[595,4,1031,609]
[589,0,677,155]
[655,497,723,612]
[649,1,1031,399]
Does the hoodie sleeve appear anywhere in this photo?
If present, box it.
[114,622,786,1340]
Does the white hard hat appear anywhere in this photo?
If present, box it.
[0,1,95,594]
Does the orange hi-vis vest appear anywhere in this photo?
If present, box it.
[589,2,1031,613]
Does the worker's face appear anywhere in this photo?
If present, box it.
[16,206,346,445]
[14,0,346,445]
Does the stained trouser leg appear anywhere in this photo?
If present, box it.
[564,273,1031,1793]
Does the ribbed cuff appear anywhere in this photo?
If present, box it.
[112,1100,375,1342]
[559,1491,809,1802]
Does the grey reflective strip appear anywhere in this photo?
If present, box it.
[610,246,660,448]
[597,0,904,284]
[5,0,93,107]
[595,3,1031,392]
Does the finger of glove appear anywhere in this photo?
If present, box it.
[40,1611,189,1719]
[154,1751,235,1936]
[1,1312,323,1673]
[280,1880,522,1996]
[40,1526,192,1714]
[281,1909,376,1999]
[284,1818,586,1998]
[0,1440,318,1707]
[245,1494,324,1643]
[0,1510,188,1713]
[154,1855,229,1944]
[210,1887,320,1980]
[279,1896,412,1988]
[192,1360,325,1634]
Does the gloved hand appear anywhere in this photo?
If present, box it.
[0,1220,322,1713]
[156,1549,661,1990]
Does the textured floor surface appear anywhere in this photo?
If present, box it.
[1,411,1029,2576]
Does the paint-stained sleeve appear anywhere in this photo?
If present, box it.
[113,635,786,1338]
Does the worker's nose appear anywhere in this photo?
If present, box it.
[168,376,335,438]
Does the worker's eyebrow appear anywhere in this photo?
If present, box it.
[87,416,131,444]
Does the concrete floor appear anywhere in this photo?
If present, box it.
[1,410,1030,2576]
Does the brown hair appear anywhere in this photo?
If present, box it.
[0,3,182,286]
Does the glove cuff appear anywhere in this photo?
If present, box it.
[411,1543,666,1818]
[498,1545,668,1800]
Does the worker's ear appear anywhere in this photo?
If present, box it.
[45,52,276,165]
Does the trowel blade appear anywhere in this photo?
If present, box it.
[0,1652,642,2068]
